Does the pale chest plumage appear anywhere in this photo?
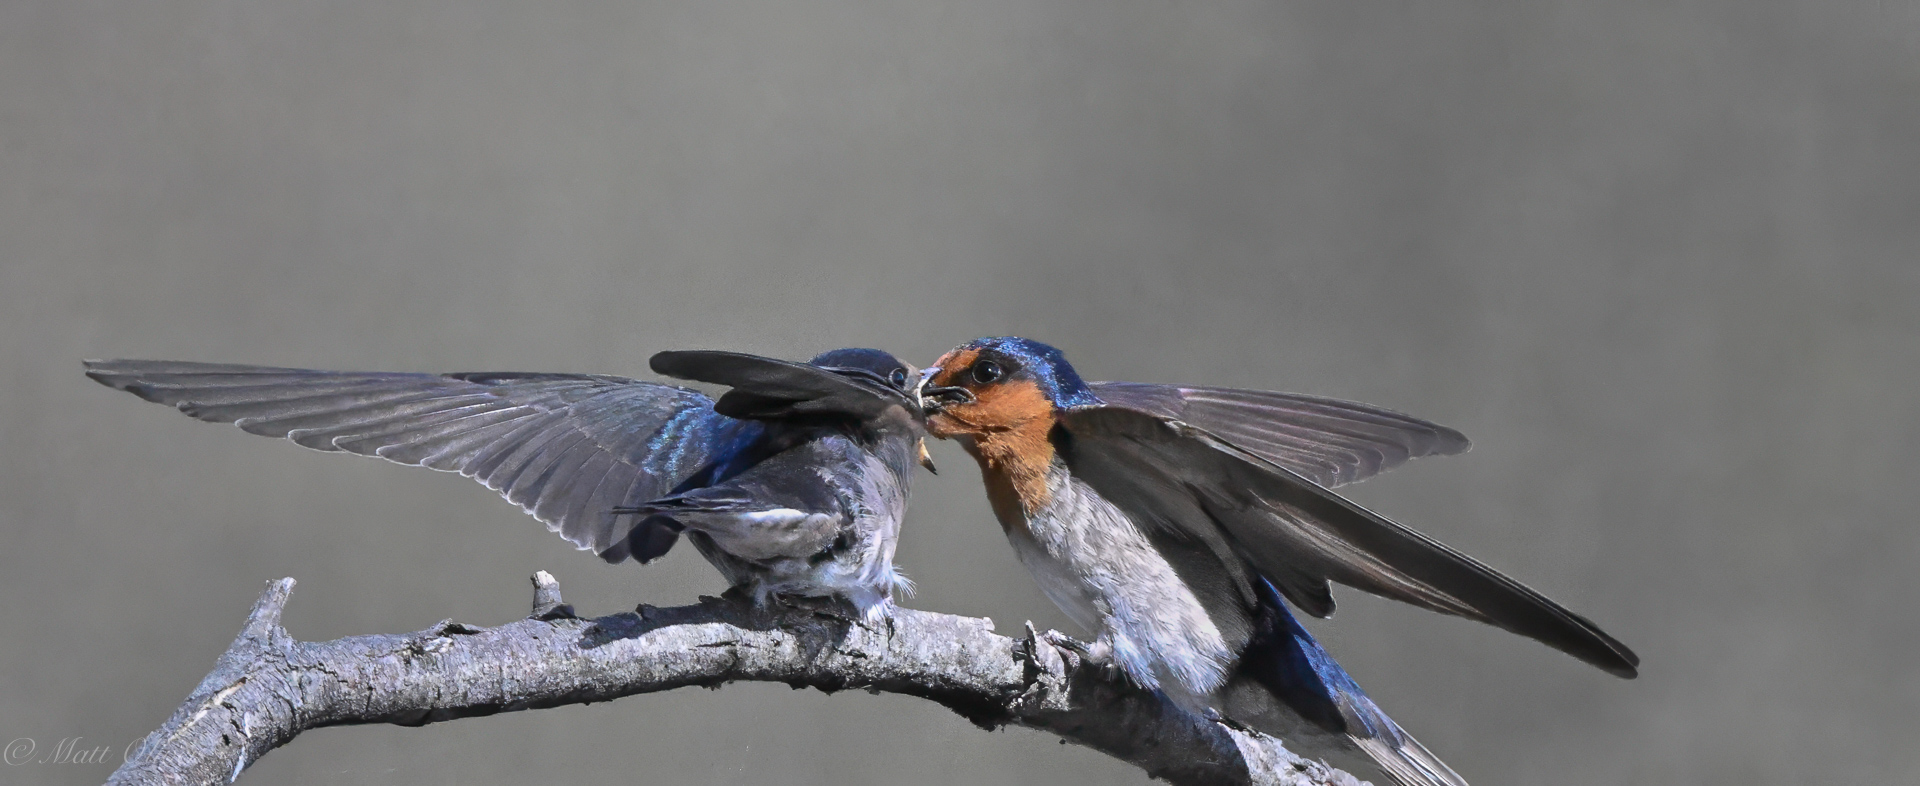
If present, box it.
[1000,459,1234,703]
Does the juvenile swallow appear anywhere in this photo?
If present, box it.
[919,337,1637,786]
[85,348,932,618]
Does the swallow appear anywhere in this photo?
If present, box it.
[85,347,933,619]
[918,337,1638,786]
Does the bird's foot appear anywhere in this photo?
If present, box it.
[859,599,899,639]
[719,585,760,608]
[1203,708,1256,734]
[1038,630,1122,682]
[766,593,872,629]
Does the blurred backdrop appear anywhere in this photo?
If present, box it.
[2,1,1916,784]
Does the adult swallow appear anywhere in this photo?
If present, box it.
[85,347,932,618]
[919,337,1637,786]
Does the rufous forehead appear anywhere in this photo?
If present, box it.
[928,348,980,387]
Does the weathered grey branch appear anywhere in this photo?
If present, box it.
[107,575,1365,786]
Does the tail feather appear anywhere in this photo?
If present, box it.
[1235,577,1468,786]
[1353,727,1468,786]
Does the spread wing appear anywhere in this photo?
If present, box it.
[84,359,749,557]
[651,350,911,421]
[1058,405,1639,678]
[1087,382,1469,488]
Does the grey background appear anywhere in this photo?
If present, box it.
[2,1,1915,784]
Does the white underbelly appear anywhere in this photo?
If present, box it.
[1012,468,1234,700]
[1005,526,1104,633]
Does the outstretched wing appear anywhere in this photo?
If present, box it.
[651,350,910,421]
[1059,405,1639,678]
[1088,382,1469,488]
[84,359,748,557]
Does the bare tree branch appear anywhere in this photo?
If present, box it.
[107,575,1366,786]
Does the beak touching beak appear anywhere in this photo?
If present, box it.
[909,365,931,411]
[914,366,939,406]
[916,365,975,412]
[909,369,940,473]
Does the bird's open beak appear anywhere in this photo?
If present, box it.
[908,369,940,472]
[916,366,975,413]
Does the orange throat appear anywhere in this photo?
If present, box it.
[923,365,1061,525]
[945,415,1056,525]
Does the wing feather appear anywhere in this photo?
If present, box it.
[83,359,744,556]
[1088,382,1469,488]
[1060,405,1638,678]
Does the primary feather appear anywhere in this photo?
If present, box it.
[1087,381,1470,489]
[84,360,739,555]
[1060,405,1638,678]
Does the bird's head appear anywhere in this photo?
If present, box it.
[807,347,917,395]
[809,348,936,472]
[650,346,935,470]
[917,337,1097,441]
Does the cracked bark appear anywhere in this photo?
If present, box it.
[106,574,1366,786]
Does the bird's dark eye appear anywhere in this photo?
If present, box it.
[889,368,908,388]
[971,360,1004,385]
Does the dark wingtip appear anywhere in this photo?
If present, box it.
[647,351,687,378]
[1602,643,1642,679]
[649,350,808,390]
[1569,617,1640,678]
[1594,653,1639,679]
[649,350,751,381]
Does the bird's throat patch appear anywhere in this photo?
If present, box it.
[925,362,1058,516]
[966,423,1055,517]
